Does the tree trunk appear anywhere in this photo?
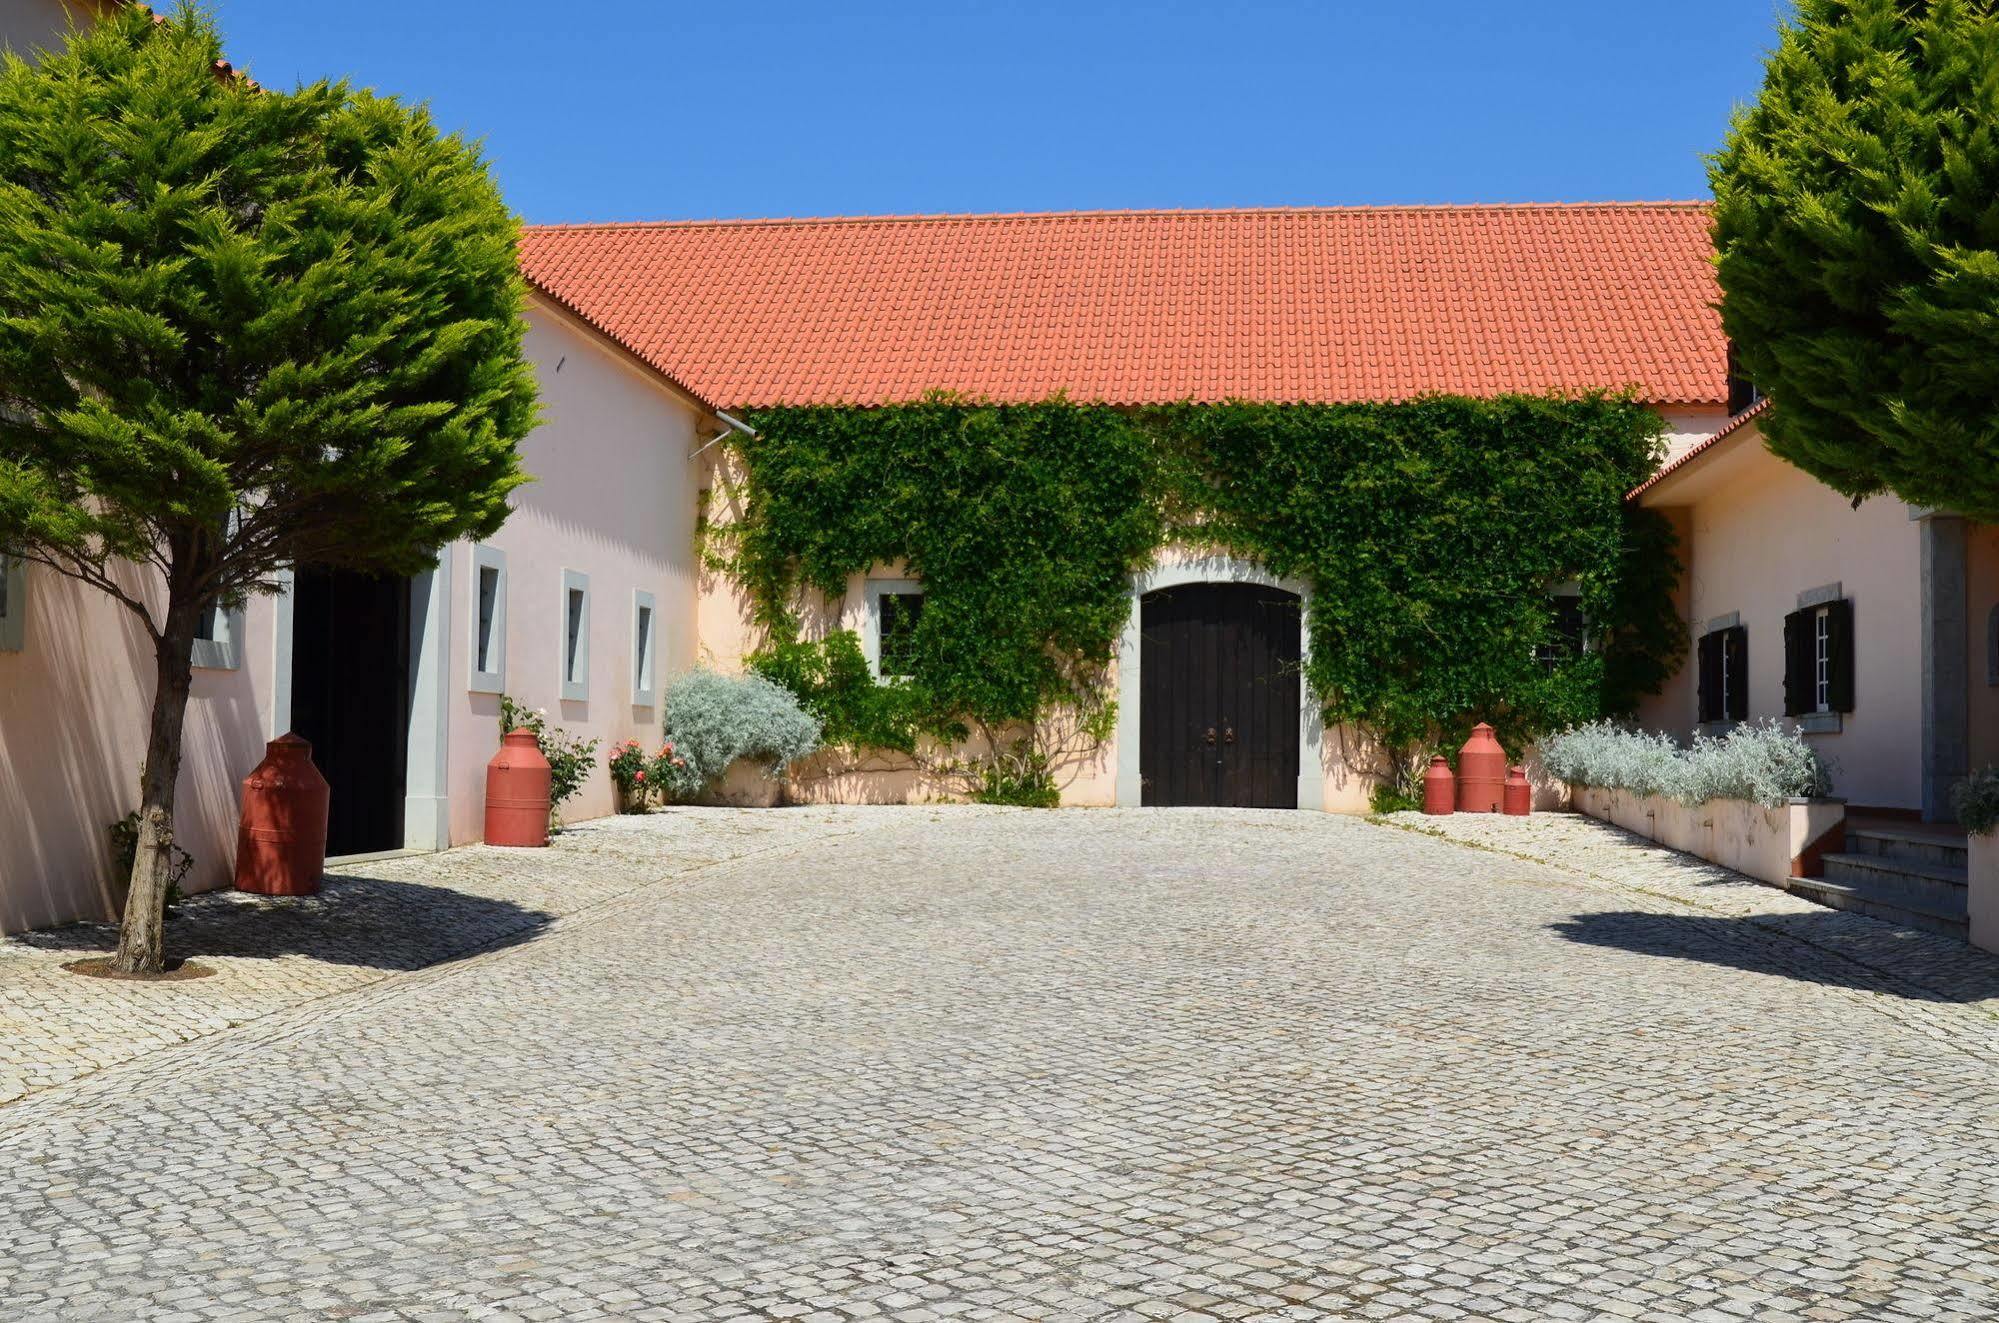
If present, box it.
[111,618,199,975]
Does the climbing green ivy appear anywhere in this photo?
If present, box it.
[721,392,1683,793]
[1152,395,1682,770]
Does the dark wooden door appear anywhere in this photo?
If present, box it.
[1139,583,1302,808]
[291,569,411,857]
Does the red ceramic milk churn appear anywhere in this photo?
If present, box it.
[1455,722,1506,813]
[1502,765,1533,817]
[234,734,331,896]
[1421,755,1456,815]
[485,729,553,847]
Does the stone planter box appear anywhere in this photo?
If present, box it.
[1971,831,1999,956]
[1569,784,1846,888]
[696,757,785,808]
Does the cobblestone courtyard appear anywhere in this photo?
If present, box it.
[5,808,1999,1321]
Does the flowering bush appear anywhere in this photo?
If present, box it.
[1541,719,1833,808]
[1953,766,1999,836]
[658,669,822,801]
[606,738,690,812]
[498,695,599,812]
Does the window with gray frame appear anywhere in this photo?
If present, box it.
[191,598,242,670]
[469,545,507,693]
[0,554,24,652]
[865,580,926,681]
[559,569,590,702]
[631,589,657,707]
[1783,595,1853,719]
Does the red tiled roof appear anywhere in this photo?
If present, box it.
[518,203,1728,410]
[1630,395,1771,499]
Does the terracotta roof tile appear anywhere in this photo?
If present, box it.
[518,204,1727,410]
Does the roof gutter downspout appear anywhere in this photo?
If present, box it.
[692,408,756,459]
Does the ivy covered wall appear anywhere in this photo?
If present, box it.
[706,393,1684,802]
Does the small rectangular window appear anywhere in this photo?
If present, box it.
[0,554,25,652]
[469,545,507,693]
[1535,586,1586,671]
[1697,622,1746,725]
[565,592,585,678]
[191,599,241,671]
[477,567,501,673]
[559,569,590,702]
[1813,606,1832,714]
[877,591,924,679]
[631,589,657,707]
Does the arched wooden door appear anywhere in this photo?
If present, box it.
[1138,582,1302,807]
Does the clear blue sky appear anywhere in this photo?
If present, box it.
[205,1,1787,224]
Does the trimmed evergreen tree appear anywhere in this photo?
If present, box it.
[1710,0,1999,519]
[0,5,536,973]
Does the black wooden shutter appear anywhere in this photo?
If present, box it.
[1826,598,1855,712]
[1725,625,1749,721]
[1697,631,1721,723]
[1782,609,1810,717]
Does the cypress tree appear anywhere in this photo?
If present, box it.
[1710,0,1999,519]
[0,4,537,972]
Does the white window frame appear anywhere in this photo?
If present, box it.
[861,576,924,681]
[468,544,507,694]
[1812,605,1833,715]
[191,599,243,671]
[631,588,658,708]
[0,554,25,653]
[559,569,590,703]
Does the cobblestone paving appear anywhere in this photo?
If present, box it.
[0,808,880,1105]
[1382,810,1999,1025]
[6,807,1999,1321]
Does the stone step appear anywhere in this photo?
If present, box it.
[1790,853,1969,938]
[1846,826,1969,870]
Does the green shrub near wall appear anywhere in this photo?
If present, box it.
[718,392,1684,796]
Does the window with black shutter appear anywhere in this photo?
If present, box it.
[1697,629,1724,723]
[1722,624,1748,721]
[1786,599,1854,716]
[1536,587,1586,671]
[1824,598,1854,712]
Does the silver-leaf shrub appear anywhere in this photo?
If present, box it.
[658,669,822,801]
[1541,719,1832,808]
[1953,765,1999,836]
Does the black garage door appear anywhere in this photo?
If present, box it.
[1139,582,1302,808]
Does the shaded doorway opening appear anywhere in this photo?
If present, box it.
[1139,582,1302,808]
[290,569,411,856]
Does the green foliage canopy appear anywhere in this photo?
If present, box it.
[723,394,1681,776]
[0,3,536,629]
[1711,0,1999,519]
[728,398,1166,746]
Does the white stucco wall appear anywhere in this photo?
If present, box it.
[1637,425,1925,811]
[442,296,708,844]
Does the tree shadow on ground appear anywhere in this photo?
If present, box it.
[9,874,557,973]
[1549,908,1999,1005]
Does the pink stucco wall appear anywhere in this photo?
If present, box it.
[442,297,707,843]
[0,565,279,932]
[1637,423,1925,811]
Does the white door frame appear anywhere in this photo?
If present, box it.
[1113,553,1324,809]
[268,549,454,852]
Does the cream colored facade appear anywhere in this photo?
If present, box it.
[1637,413,1995,818]
[697,406,1731,813]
